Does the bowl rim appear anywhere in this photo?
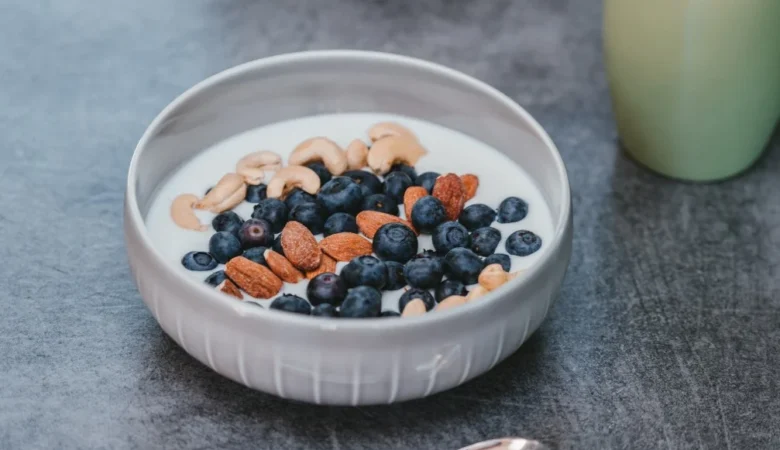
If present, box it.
[125,49,571,331]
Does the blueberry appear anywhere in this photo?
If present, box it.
[306,272,347,306]
[389,163,417,181]
[398,288,435,312]
[470,227,501,256]
[484,253,511,272]
[181,251,218,271]
[212,211,244,236]
[444,248,485,284]
[362,193,399,215]
[238,218,274,249]
[435,279,467,302]
[289,202,326,235]
[380,310,400,317]
[506,230,542,256]
[242,247,268,266]
[306,162,332,185]
[415,171,440,194]
[270,294,311,315]
[384,261,406,290]
[341,256,388,289]
[459,204,497,231]
[204,270,227,287]
[323,213,358,236]
[411,196,447,233]
[497,197,529,223]
[252,198,288,233]
[209,231,242,264]
[311,303,338,317]
[383,171,413,204]
[245,183,267,203]
[343,170,383,197]
[373,223,418,263]
[340,286,382,318]
[272,234,284,255]
[317,177,364,216]
[284,188,318,211]
[432,221,471,255]
[403,251,444,289]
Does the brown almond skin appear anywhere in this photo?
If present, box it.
[264,250,305,283]
[281,221,321,271]
[460,174,479,201]
[217,279,243,300]
[225,256,282,299]
[432,173,466,221]
[319,232,373,261]
[305,253,337,280]
[403,186,427,220]
[356,211,414,239]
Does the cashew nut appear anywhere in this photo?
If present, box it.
[345,139,369,170]
[466,285,489,302]
[194,173,246,213]
[289,137,348,175]
[478,264,510,291]
[236,150,282,185]
[366,135,427,175]
[434,295,467,312]
[266,165,321,199]
[170,194,208,231]
[401,298,427,317]
[368,122,418,142]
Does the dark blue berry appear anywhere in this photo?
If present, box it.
[506,230,542,256]
[398,288,435,312]
[403,251,444,289]
[415,172,440,194]
[323,213,358,236]
[340,286,382,318]
[204,270,228,287]
[311,303,338,317]
[238,218,274,249]
[181,251,218,271]
[209,231,242,264]
[484,253,511,272]
[289,202,326,235]
[362,193,399,215]
[242,247,268,265]
[306,272,347,306]
[373,223,418,263]
[444,248,485,285]
[389,163,417,181]
[470,227,501,256]
[341,256,388,289]
[432,221,471,255]
[270,294,311,315]
[459,204,497,231]
[380,310,400,317]
[252,198,288,233]
[306,162,332,185]
[435,279,467,302]
[411,196,447,233]
[497,197,529,223]
[212,211,244,236]
[383,171,413,204]
[317,177,364,216]
[245,184,267,203]
[384,261,406,291]
[284,188,318,211]
[343,170,383,198]
[272,234,284,256]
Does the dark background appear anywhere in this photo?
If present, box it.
[1,0,778,448]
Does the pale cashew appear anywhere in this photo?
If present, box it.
[478,264,509,291]
[345,139,369,170]
[434,295,467,312]
[194,173,246,213]
[289,137,348,175]
[401,298,427,317]
[266,165,321,199]
[368,122,418,142]
[236,150,282,185]
[170,194,208,231]
[367,135,427,175]
[466,285,489,302]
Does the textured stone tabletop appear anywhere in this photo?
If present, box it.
[1,0,778,448]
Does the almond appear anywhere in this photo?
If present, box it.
[460,174,479,201]
[319,232,373,261]
[434,295,467,311]
[432,173,466,221]
[216,279,243,300]
[403,186,427,220]
[356,211,415,239]
[401,298,427,317]
[264,250,304,283]
[305,253,337,279]
[225,256,282,299]
[280,221,321,271]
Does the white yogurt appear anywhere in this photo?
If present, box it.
[144,113,554,312]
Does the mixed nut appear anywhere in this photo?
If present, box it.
[174,122,543,318]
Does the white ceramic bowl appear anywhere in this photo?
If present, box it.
[124,50,572,405]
